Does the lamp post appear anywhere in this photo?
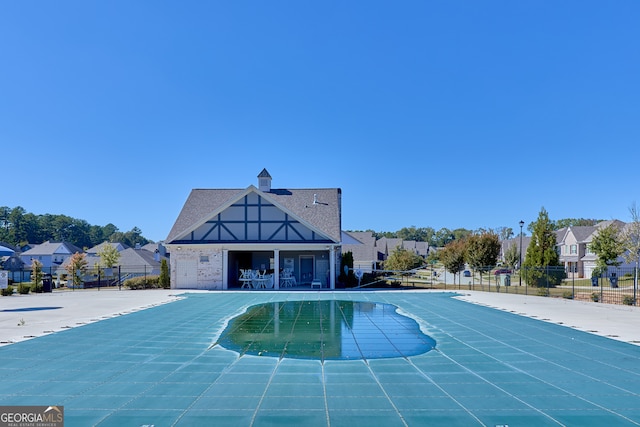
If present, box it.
[519,220,524,286]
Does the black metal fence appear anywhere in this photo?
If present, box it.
[435,266,638,306]
[3,265,161,290]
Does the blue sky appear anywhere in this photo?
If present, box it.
[2,1,639,242]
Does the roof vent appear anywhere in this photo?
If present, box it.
[258,168,272,192]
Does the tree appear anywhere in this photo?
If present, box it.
[110,226,150,248]
[452,228,473,241]
[621,202,640,296]
[439,239,467,281]
[465,232,501,274]
[339,251,356,287]
[555,218,603,229]
[65,252,88,288]
[590,223,624,276]
[496,227,514,241]
[0,206,151,248]
[397,226,434,242]
[30,259,44,292]
[433,228,454,247]
[97,244,121,268]
[159,259,170,289]
[523,207,565,287]
[384,248,424,272]
[503,243,520,269]
[621,202,640,267]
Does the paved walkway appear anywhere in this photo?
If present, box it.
[0,288,181,346]
[455,290,640,346]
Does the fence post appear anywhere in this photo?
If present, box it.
[635,260,638,306]
[600,274,603,302]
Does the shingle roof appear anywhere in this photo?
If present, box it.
[87,242,130,255]
[84,248,165,269]
[166,186,342,243]
[342,231,378,262]
[570,226,598,243]
[257,168,272,178]
[21,241,83,256]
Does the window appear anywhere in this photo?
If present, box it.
[199,255,209,263]
[570,245,577,254]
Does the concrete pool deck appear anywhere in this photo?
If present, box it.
[0,288,182,346]
[1,288,639,347]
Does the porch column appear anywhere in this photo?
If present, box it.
[273,249,280,290]
[222,249,229,290]
[329,246,336,290]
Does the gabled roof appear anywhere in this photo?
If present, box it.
[558,221,626,245]
[166,185,342,243]
[376,237,403,255]
[342,231,377,262]
[118,248,165,267]
[585,220,627,244]
[567,226,596,243]
[257,168,272,178]
[21,241,83,256]
[84,248,166,269]
[1,254,24,270]
[87,242,130,255]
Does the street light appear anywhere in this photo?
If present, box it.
[519,220,524,286]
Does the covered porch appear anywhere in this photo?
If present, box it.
[224,245,339,290]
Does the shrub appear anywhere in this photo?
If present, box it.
[17,283,30,295]
[591,292,600,302]
[523,266,566,288]
[124,275,160,290]
[562,290,573,299]
[536,287,548,297]
[159,259,170,289]
[1,286,14,296]
[31,282,43,293]
[622,295,636,306]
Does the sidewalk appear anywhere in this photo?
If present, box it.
[0,288,182,346]
[456,290,640,346]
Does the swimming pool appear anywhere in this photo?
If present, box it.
[214,300,436,360]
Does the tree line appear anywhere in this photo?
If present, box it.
[0,206,152,250]
[350,218,604,248]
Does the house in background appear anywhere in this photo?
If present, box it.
[342,231,380,272]
[342,232,430,273]
[499,235,532,267]
[82,244,168,284]
[19,241,83,269]
[165,169,342,290]
[143,242,168,259]
[557,220,634,278]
